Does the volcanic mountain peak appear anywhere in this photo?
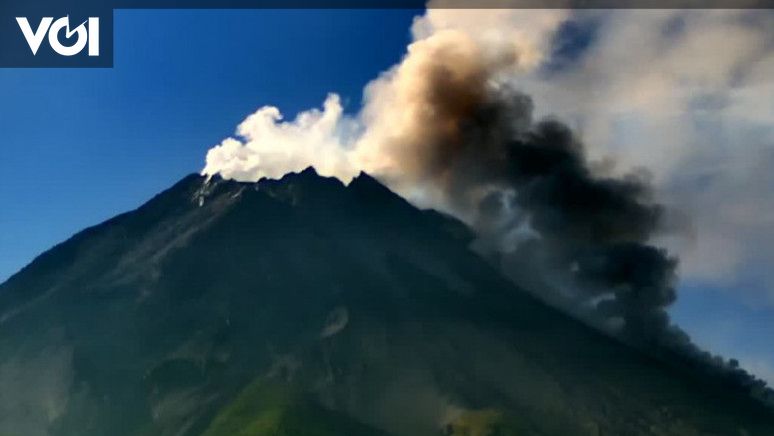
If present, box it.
[0,170,773,436]
[194,167,393,210]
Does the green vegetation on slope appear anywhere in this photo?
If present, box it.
[202,379,385,436]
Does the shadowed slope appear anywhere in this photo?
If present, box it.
[0,168,772,436]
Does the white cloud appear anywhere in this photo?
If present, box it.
[514,10,774,302]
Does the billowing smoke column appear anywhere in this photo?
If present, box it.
[369,75,678,344]
[202,8,773,396]
[448,102,678,345]
[203,8,675,344]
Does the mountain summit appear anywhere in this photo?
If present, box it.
[1,169,772,436]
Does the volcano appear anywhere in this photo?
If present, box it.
[1,168,772,436]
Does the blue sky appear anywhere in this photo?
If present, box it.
[0,9,417,281]
[1,9,772,383]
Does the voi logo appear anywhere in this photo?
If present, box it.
[16,16,99,57]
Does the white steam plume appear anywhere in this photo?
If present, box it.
[202,93,358,182]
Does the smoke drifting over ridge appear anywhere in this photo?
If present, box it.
[203,8,676,342]
[202,8,773,394]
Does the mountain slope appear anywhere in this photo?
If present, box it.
[0,168,772,436]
